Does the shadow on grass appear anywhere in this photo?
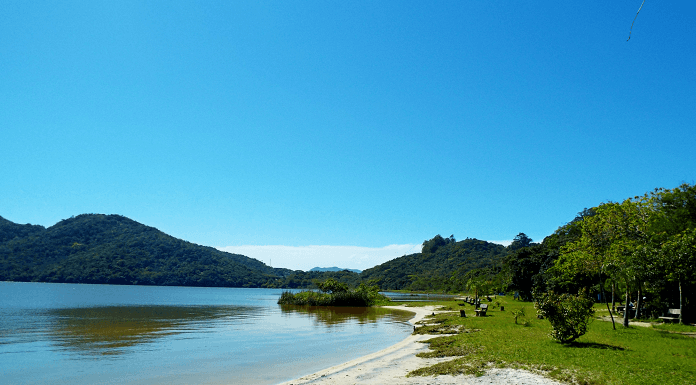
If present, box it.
[564,341,626,350]
[655,330,695,339]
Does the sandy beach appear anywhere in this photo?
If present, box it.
[278,305,563,385]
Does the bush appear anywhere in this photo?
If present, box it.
[278,290,334,306]
[277,280,389,307]
[534,289,595,343]
[316,278,349,294]
[511,308,525,324]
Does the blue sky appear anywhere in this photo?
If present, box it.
[2,1,695,270]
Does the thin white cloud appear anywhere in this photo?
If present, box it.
[216,244,422,271]
[488,240,513,247]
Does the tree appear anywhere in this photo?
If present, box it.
[316,278,349,294]
[504,243,545,301]
[535,289,595,343]
[508,233,533,252]
[554,198,657,327]
[660,229,696,324]
[465,268,495,300]
[422,235,448,254]
[650,183,696,324]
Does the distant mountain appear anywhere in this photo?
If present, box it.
[0,214,294,287]
[309,266,362,273]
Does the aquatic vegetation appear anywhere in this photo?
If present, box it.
[278,279,389,306]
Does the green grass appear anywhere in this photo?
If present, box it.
[407,298,696,384]
[652,322,696,333]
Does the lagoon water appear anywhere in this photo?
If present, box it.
[0,282,413,385]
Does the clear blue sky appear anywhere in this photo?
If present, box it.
[2,1,695,270]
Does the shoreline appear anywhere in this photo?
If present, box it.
[277,305,563,385]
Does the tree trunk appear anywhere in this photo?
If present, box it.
[679,279,683,325]
[623,289,630,327]
[635,284,642,319]
[611,282,616,312]
[602,281,616,330]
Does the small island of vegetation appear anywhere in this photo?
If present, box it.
[278,278,390,306]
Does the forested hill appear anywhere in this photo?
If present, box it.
[358,236,508,291]
[2,214,515,292]
[0,214,293,287]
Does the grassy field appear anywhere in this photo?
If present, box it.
[393,297,695,385]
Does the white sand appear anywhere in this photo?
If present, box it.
[277,305,563,385]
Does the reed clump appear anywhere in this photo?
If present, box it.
[278,278,389,307]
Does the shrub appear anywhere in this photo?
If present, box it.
[511,308,525,324]
[278,290,333,306]
[316,278,349,294]
[534,289,595,343]
[278,280,389,307]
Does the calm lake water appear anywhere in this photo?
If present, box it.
[0,282,413,385]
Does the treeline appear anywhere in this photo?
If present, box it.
[267,270,362,289]
[503,183,696,324]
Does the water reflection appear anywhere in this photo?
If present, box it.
[44,305,262,357]
[0,284,416,385]
[280,305,412,327]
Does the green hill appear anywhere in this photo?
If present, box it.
[0,214,292,287]
[2,215,513,292]
[359,235,509,291]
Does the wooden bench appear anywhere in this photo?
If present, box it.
[659,308,681,323]
[475,303,488,317]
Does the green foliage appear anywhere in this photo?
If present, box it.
[361,237,508,292]
[278,291,334,306]
[534,290,595,343]
[544,183,696,324]
[511,308,525,324]
[0,214,289,287]
[315,277,349,293]
[421,234,455,254]
[503,215,590,301]
[508,232,533,252]
[269,270,362,290]
[463,267,501,299]
[277,280,388,307]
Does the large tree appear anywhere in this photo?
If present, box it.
[651,183,696,324]
[554,198,656,327]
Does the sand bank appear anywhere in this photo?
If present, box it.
[277,305,562,385]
